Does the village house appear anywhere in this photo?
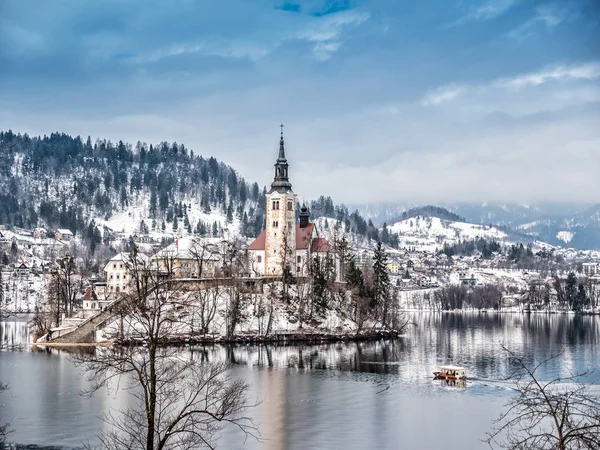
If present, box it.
[386,262,400,274]
[80,283,112,317]
[33,227,47,239]
[103,252,149,295]
[13,260,30,277]
[55,229,74,241]
[354,252,373,269]
[151,236,220,278]
[582,262,600,276]
[247,127,338,279]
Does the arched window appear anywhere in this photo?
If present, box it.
[116,287,120,293]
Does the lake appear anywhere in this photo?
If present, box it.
[1,313,599,449]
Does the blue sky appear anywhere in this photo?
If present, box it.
[1,0,599,204]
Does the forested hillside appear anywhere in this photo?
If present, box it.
[0,130,397,246]
[0,130,267,238]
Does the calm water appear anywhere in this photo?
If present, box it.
[1,313,599,449]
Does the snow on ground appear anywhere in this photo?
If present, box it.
[556,231,574,244]
[95,192,241,239]
[99,282,360,341]
[386,216,508,252]
[2,269,47,313]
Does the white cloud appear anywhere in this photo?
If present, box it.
[422,62,600,106]
[506,2,581,42]
[132,10,369,64]
[494,63,600,89]
[421,85,466,106]
[449,0,516,26]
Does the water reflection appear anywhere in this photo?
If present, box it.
[1,313,599,450]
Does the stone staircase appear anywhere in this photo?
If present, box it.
[51,308,114,344]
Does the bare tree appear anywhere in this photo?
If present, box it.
[54,254,82,318]
[192,288,220,335]
[486,345,600,450]
[188,239,217,279]
[73,250,258,449]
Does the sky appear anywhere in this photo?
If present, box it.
[1,0,599,205]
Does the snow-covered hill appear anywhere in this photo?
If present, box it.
[387,216,512,252]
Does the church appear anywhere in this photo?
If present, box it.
[247,127,334,278]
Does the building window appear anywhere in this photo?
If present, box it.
[288,201,293,210]
[297,256,302,264]
[110,275,114,280]
[288,221,292,229]
[272,221,279,228]
[117,275,120,280]
[257,255,262,263]
[272,200,280,210]
[116,287,120,293]
[113,264,116,269]
[120,264,123,269]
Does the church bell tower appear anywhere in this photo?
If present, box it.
[265,125,297,276]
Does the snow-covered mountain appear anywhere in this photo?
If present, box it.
[351,201,600,250]
[515,204,600,250]
[385,215,534,252]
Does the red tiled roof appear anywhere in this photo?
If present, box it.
[82,286,97,301]
[247,223,316,251]
[248,230,266,250]
[296,223,315,249]
[311,237,329,253]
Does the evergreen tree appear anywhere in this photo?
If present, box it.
[381,223,389,245]
[172,215,178,231]
[0,267,4,304]
[372,241,391,310]
[149,191,157,216]
[212,221,218,237]
[161,220,166,232]
[575,283,588,312]
[565,272,577,310]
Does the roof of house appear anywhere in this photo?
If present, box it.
[104,252,149,270]
[82,286,98,301]
[248,223,319,251]
[152,236,221,261]
[56,229,73,235]
[311,237,329,253]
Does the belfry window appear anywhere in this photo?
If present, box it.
[272,200,280,210]
[287,201,293,210]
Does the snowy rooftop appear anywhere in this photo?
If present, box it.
[152,236,222,261]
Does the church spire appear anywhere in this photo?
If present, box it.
[270,124,292,193]
[278,123,286,161]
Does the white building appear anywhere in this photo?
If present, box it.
[151,236,221,278]
[247,128,336,278]
[103,252,148,295]
[55,229,74,241]
[582,262,600,276]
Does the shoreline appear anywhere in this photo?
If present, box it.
[31,329,402,347]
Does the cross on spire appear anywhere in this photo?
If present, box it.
[270,123,292,193]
